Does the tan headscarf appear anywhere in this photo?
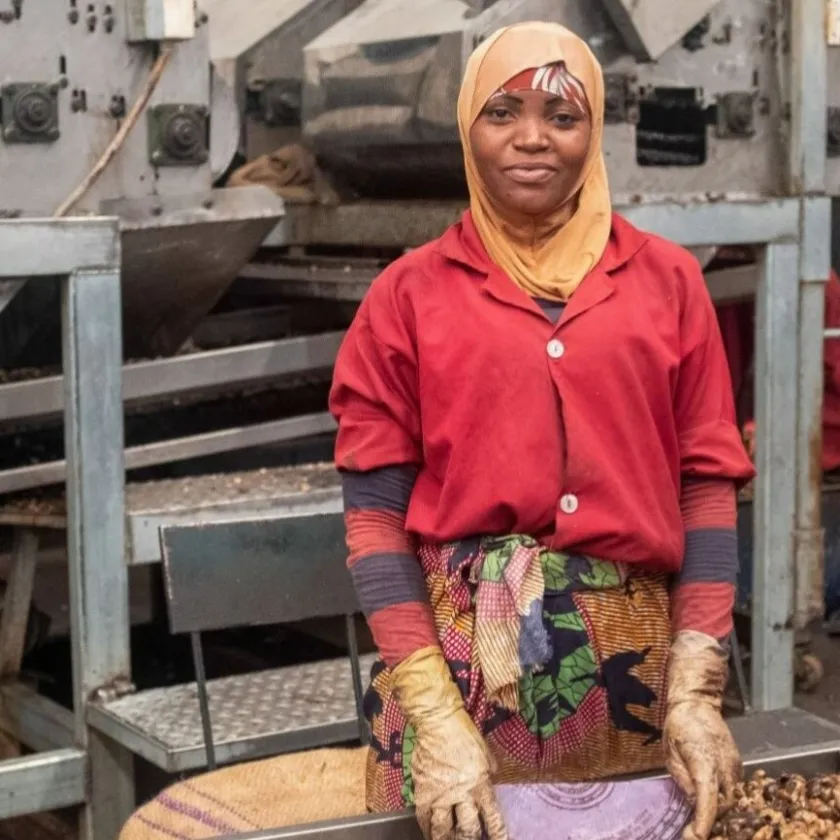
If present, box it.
[457,22,612,301]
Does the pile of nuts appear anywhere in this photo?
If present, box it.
[711,771,840,839]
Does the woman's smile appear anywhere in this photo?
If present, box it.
[503,162,559,184]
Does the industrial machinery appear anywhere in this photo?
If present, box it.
[200,0,366,161]
[0,0,284,365]
[299,0,840,200]
[0,4,835,837]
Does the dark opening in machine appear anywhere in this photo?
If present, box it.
[636,86,707,167]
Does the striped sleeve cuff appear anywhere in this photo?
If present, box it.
[672,478,738,640]
[341,466,438,666]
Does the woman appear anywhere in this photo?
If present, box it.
[329,21,755,840]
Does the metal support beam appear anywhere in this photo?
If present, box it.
[621,200,800,247]
[0,411,338,495]
[0,216,127,834]
[62,267,135,840]
[0,529,39,677]
[1,684,75,753]
[0,748,87,820]
[269,199,802,250]
[795,198,832,628]
[789,0,828,193]
[752,241,800,711]
[788,0,831,632]
[0,332,345,424]
[0,219,120,277]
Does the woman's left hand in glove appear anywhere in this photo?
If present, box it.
[663,630,742,840]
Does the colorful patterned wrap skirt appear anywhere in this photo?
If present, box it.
[364,535,672,812]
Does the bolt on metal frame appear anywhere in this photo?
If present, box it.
[0,217,133,840]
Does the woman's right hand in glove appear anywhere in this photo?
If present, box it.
[390,646,509,840]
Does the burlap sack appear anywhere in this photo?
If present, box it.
[119,746,367,840]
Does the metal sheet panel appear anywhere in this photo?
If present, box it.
[600,0,722,60]
[0,8,212,215]
[101,186,284,357]
[160,512,355,634]
[129,487,344,566]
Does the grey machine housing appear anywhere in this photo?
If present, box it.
[0,0,285,364]
[298,0,840,201]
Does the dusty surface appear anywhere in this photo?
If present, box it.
[0,460,340,524]
[795,629,840,725]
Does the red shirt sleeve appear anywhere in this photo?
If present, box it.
[329,270,423,472]
[674,256,756,488]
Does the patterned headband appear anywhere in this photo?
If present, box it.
[489,62,589,113]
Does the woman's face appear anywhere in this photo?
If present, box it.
[469,88,591,218]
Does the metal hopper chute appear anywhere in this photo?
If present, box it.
[0,0,284,366]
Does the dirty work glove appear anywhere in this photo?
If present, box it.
[663,630,742,840]
[390,646,508,840]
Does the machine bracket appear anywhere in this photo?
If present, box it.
[716,91,757,139]
[147,103,209,167]
[0,82,60,144]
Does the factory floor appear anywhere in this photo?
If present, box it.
[795,627,840,725]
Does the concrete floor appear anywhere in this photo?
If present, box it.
[795,629,840,724]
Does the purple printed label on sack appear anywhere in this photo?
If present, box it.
[495,778,690,840]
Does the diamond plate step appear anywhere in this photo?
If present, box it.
[87,653,377,773]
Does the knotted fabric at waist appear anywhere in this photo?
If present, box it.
[418,534,631,712]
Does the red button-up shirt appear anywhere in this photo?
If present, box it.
[329,212,755,574]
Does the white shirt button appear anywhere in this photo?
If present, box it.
[547,339,565,359]
[559,494,579,514]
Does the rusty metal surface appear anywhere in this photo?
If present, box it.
[161,512,353,634]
